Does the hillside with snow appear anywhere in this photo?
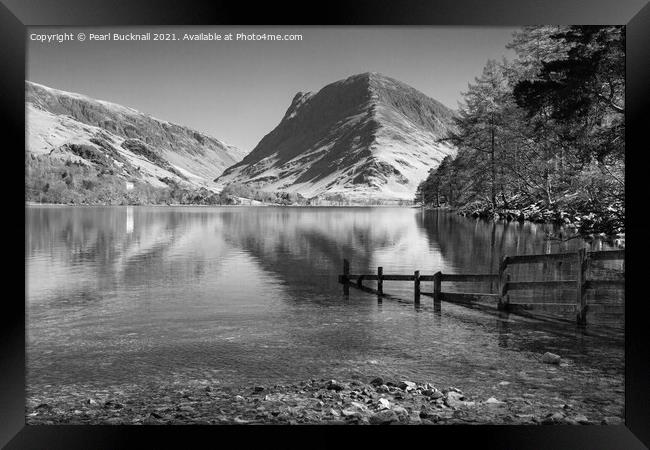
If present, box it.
[215,73,457,201]
[26,81,244,192]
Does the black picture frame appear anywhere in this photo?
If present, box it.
[2,0,648,448]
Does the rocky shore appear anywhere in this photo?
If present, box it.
[26,377,623,425]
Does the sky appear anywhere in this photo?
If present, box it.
[28,26,518,153]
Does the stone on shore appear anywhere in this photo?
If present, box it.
[445,391,467,408]
[422,388,443,399]
[542,412,565,424]
[573,414,590,424]
[326,380,345,392]
[25,376,613,426]
[391,405,409,418]
[398,380,417,391]
[602,416,623,425]
[378,398,391,409]
[369,409,399,424]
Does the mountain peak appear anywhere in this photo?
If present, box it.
[217,73,457,201]
[327,71,391,89]
[342,71,387,81]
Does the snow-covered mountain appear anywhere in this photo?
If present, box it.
[215,72,457,200]
[26,81,244,190]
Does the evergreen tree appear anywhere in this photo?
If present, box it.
[418,26,624,235]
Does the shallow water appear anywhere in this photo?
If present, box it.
[25,206,624,417]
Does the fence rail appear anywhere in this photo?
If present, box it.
[505,249,624,265]
[338,248,624,325]
[342,273,500,283]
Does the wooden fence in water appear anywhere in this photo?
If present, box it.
[338,249,624,325]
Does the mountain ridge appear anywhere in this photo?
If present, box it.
[26,80,244,191]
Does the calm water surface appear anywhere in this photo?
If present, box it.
[26,206,624,411]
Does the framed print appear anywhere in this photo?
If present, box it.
[1,0,648,448]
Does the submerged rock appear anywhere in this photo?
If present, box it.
[542,352,561,365]
[103,400,124,410]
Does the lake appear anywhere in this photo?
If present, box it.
[25,206,624,420]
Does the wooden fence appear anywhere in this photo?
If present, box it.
[338,249,624,325]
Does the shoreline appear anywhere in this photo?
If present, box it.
[25,202,415,208]
[421,206,625,241]
[26,376,623,426]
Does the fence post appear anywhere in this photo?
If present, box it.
[576,249,588,325]
[498,256,510,311]
[498,274,511,310]
[414,270,420,304]
[433,271,442,305]
[554,260,563,303]
[377,267,383,294]
[542,259,549,301]
[342,259,350,296]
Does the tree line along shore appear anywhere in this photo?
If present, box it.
[24,161,413,207]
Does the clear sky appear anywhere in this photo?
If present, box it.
[28,26,517,152]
